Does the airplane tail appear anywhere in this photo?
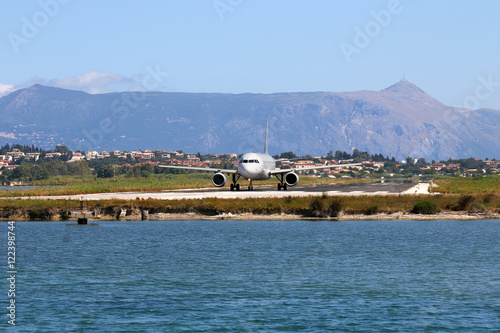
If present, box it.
[264,120,269,154]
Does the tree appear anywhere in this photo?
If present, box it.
[371,153,385,162]
[67,160,91,176]
[405,157,415,165]
[55,145,71,154]
[9,162,49,181]
[422,168,437,175]
[280,151,297,159]
[201,154,214,161]
[126,166,142,178]
[10,163,35,180]
[97,165,115,178]
[0,144,10,155]
[460,157,483,169]
[416,158,427,168]
[384,161,398,173]
[352,149,369,160]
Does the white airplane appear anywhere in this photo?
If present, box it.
[160,122,361,191]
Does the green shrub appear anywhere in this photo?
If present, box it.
[454,195,475,211]
[468,203,487,213]
[307,196,343,218]
[365,205,379,215]
[482,193,496,204]
[411,201,440,214]
[308,197,329,217]
[28,208,53,220]
[59,209,71,220]
[328,198,343,217]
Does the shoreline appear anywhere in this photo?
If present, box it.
[2,211,498,222]
[124,212,500,221]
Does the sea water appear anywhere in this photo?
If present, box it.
[2,220,499,332]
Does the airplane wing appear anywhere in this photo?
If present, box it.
[159,165,239,174]
[269,163,362,175]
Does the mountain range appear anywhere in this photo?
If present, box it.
[0,80,499,161]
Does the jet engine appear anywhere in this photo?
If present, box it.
[284,172,299,187]
[212,172,226,187]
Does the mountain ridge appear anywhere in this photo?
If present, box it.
[0,81,499,160]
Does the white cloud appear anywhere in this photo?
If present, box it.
[31,71,133,94]
[0,83,15,97]
[2,70,162,96]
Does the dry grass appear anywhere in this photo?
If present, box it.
[434,175,500,195]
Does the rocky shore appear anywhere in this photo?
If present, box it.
[1,207,498,222]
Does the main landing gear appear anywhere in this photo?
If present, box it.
[275,174,288,191]
[228,175,255,191]
[230,174,241,191]
[277,183,288,191]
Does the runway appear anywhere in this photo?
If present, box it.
[27,182,431,201]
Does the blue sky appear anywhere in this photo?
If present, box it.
[1,0,500,109]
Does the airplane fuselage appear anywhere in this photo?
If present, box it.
[237,152,276,181]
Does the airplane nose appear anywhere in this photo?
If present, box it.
[239,164,250,177]
[239,164,258,178]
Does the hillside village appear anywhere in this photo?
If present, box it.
[0,144,498,184]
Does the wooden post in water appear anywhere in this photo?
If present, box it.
[141,209,149,221]
[78,197,87,224]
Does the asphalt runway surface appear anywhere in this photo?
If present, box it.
[277,182,416,193]
[27,182,429,201]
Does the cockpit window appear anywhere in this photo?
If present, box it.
[241,159,260,164]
